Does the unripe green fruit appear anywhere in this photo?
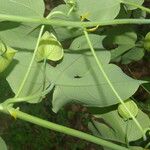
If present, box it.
[118,99,138,120]
[0,43,17,73]
[144,32,150,52]
[36,31,64,62]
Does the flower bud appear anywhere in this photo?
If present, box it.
[0,42,17,73]
[36,31,64,62]
[144,32,150,52]
[118,99,138,120]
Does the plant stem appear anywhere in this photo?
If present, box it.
[0,14,150,28]
[0,107,129,150]
[15,10,60,97]
[4,83,54,104]
[83,30,146,140]
[15,11,64,97]
[15,25,45,97]
[121,0,150,14]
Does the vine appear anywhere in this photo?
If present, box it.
[0,0,150,150]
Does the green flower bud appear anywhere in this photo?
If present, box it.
[144,32,150,52]
[118,99,138,120]
[0,42,17,73]
[36,31,64,62]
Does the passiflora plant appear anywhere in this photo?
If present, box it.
[0,0,150,149]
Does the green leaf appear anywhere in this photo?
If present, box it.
[130,146,144,150]
[45,34,144,112]
[50,4,82,41]
[0,0,44,49]
[103,26,137,60]
[5,51,50,102]
[122,0,144,10]
[88,110,150,143]
[118,99,138,120]
[0,42,17,73]
[0,0,44,17]
[0,137,7,150]
[77,0,120,21]
[116,5,132,19]
[70,34,106,50]
[121,47,144,64]
[103,146,144,150]
[36,32,64,62]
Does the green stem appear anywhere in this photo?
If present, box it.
[67,5,75,16]
[4,83,54,105]
[141,85,150,95]
[121,0,150,14]
[15,10,59,97]
[0,14,150,28]
[83,29,146,140]
[15,25,45,97]
[15,10,67,97]
[42,58,47,91]
[0,107,129,150]
[48,11,66,18]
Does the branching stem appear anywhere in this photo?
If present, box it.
[0,14,150,28]
[83,29,146,140]
[0,106,129,150]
